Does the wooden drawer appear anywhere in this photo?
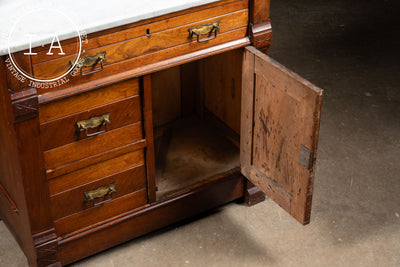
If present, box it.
[43,122,143,170]
[39,78,140,123]
[32,0,248,93]
[54,188,148,236]
[39,77,144,172]
[40,94,142,151]
[48,149,145,196]
[50,164,146,220]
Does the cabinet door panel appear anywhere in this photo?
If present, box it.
[241,46,323,224]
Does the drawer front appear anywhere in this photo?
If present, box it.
[54,188,148,236]
[40,95,142,151]
[48,149,145,196]
[32,1,248,94]
[44,121,143,170]
[39,78,140,123]
[39,77,144,172]
[50,164,146,220]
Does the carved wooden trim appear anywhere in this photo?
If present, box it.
[12,96,38,123]
[11,88,39,123]
[33,229,60,267]
[250,20,272,53]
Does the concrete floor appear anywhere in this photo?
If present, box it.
[1,0,399,266]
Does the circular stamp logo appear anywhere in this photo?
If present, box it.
[6,7,87,87]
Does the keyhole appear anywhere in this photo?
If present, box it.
[146,29,151,37]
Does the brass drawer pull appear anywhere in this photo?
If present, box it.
[76,113,111,137]
[188,21,220,43]
[84,183,116,206]
[70,51,106,76]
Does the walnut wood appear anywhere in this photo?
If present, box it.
[0,58,39,266]
[240,47,255,179]
[151,67,182,127]
[46,140,147,180]
[180,61,199,117]
[32,229,60,267]
[39,78,139,122]
[11,90,39,123]
[13,107,54,235]
[250,21,273,53]
[196,59,205,117]
[40,95,142,151]
[38,36,250,105]
[37,28,249,96]
[2,58,62,266]
[43,122,143,169]
[154,126,172,185]
[54,188,148,236]
[48,149,145,195]
[240,47,323,224]
[32,9,248,79]
[249,0,272,52]
[58,172,244,265]
[0,183,19,214]
[142,75,157,203]
[29,0,246,55]
[4,53,32,92]
[250,0,270,24]
[0,1,325,265]
[50,165,146,220]
[201,49,243,135]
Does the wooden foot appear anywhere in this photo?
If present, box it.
[244,180,265,206]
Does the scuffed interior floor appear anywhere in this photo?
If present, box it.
[154,117,239,200]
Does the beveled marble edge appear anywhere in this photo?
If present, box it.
[0,0,220,56]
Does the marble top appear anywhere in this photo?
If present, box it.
[0,0,220,56]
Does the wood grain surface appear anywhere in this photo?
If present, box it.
[39,78,139,122]
[241,46,323,224]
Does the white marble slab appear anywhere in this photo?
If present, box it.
[0,0,220,56]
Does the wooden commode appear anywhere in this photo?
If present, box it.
[0,0,323,266]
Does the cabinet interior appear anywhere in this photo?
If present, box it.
[151,49,244,200]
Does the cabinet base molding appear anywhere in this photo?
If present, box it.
[58,172,244,266]
[33,229,60,267]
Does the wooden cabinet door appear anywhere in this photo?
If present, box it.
[240,46,323,224]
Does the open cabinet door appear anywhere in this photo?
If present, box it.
[240,46,323,224]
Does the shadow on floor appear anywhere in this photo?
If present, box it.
[73,206,274,266]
